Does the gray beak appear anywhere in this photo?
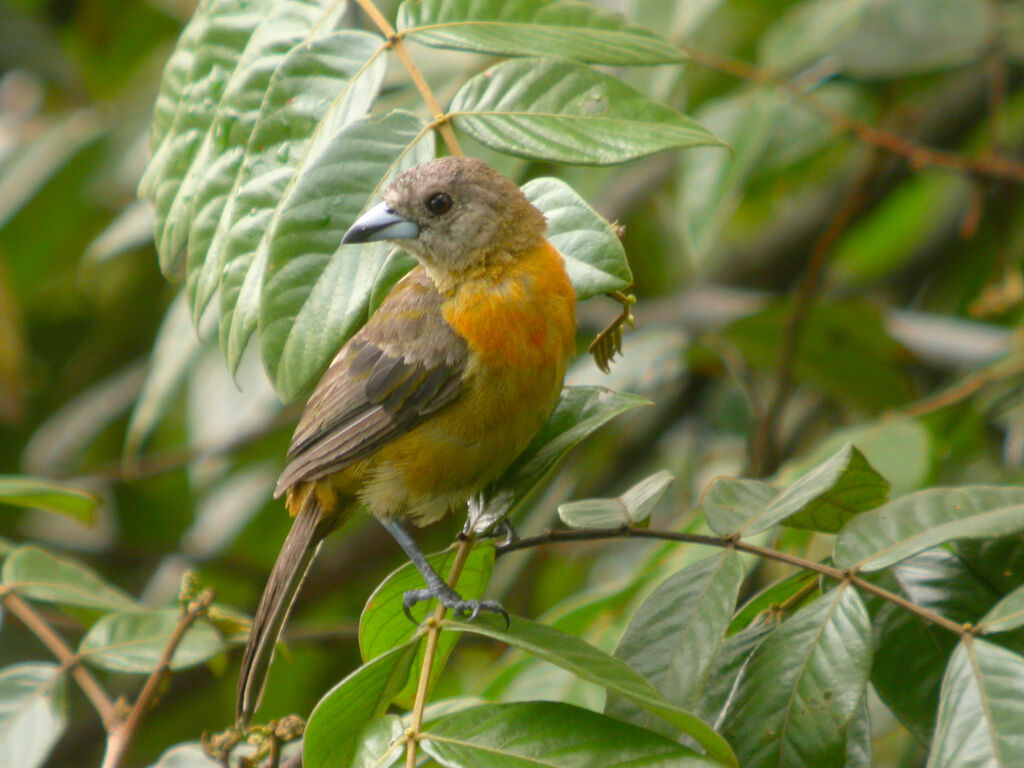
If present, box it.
[342,201,420,244]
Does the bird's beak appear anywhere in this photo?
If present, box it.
[342,202,420,244]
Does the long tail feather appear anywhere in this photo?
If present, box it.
[236,493,344,727]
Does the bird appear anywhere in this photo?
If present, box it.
[236,156,577,726]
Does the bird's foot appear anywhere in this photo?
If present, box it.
[402,582,509,628]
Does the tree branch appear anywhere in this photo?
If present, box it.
[101,588,216,768]
[0,587,117,729]
[496,526,968,636]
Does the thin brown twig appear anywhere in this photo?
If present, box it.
[101,588,216,768]
[682,45,1024,184]
[352,0,462,156]
[496,526,968,636]
[405,539,474,768]
[897,353,1024,419]
[0,586,117,728]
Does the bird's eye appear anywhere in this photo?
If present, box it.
[426,192,452,215]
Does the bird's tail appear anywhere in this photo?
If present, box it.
[236,490,347,727]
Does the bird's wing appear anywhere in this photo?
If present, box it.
[274,268,468,496]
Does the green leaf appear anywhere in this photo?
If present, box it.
[147,743,222,768]
[748,445,889,534]
[692,620,775,727]
[700,477,778,536]
[258,110,434,399]
[159,0,344,267]
[720,586,871,768]
[303,640,419,768]
[140,0,272,273]
[0,476,99,526]
[866,550,999,743]
[444,615,737,767]
[0,663,67,768]
[845,697,872,768]
[728,570,819,635]
[471,387,649,531]
[980,584,1024,634]
[2,546,136,612]
[351,716,404,768]
[214,33,387,367]
[190,29,385,322]
[558,470,673,529]
[78,610,225,672]
[521,176,631,300]
[450,58,723,165]
[360,543,493,707]
[398,0,683,66]
[834,486,1024,572]
[420,701,720,767]
[606,551,745,735]
[928,638,1024,768]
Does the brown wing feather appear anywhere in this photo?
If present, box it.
[274,268,468,497]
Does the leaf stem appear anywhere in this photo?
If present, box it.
[0,586,117,728]
[101,588,216,768]
[496,526,968,636]
[405,538,474,768]
[352,0,462,156]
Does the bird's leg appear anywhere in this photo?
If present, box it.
[378,517,509,627]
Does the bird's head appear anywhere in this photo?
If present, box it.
[342,156,546,277]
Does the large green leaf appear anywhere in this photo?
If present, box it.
[470,387,649,532]
[522,177,631,299]
[420,701,719,767]
[257,111,433,399]
[78,610,225,673]
[0,476,99,526]
[834,486,1024,572]
[190,29,385,322]
[304,640,419,768]
[928,638,1024,768]
[450,58,723,165]
[159,0,343,267]
[360,543,493,706]
[398,0,683,66]
[140,0,272,274]
[2,546,137,612]
[866,550,1000,743]
[720,586,871,768]
[606,551,745,735]
[0,663,67,768]
[701,477,778,536]
[444,615,737,766]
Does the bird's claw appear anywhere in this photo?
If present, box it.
[401,585,509,629]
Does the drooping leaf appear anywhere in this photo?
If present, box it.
[0,663,67,768]
[78,609,225,672]
[190,29,385,321]
[450,58,724,165]
[258,111,434,399]
[470,387,649,532]
[2,546,136,612]
[845,697,872,768]
[927,638,1024,768]
[720,585,871,768]
[558,470,673,529]
[522,176,631,299]
[0,476,99,526]
[979,584,1024,634]
[304,640,419,768]
[606,551,745,735]
[420,701,720,768]
[360,543,493,707]
[834,486,1024,572]
[398,0,684,66]
[444,615,737,767]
